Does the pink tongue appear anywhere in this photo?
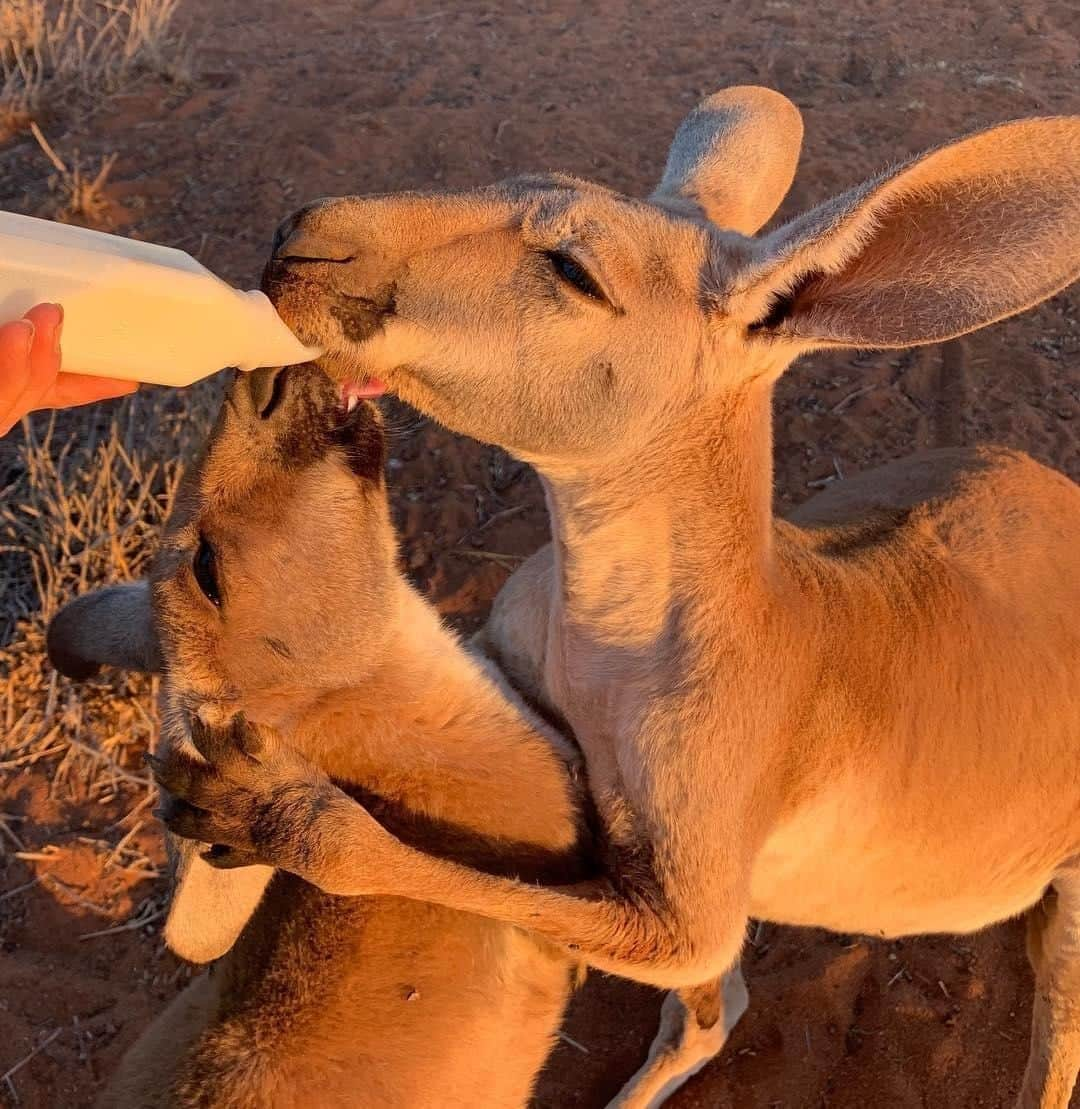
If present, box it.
[342,379,387,409]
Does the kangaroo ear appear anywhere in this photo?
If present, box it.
[652,86,804,234]
[47,581,163,679]
[732,116,1080,350]
[163,833,273,963]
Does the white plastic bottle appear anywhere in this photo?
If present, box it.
[0,210,321,386]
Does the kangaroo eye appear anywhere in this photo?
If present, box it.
[546,251,605,302]
[193,537,222,608]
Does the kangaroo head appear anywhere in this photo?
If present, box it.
[152,364,393,725]
[48,364,392,728]
[46,364,392,963]
[264,87,1080,472]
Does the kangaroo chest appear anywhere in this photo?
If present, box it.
[539,615,702,853]
[542,612,1074,938]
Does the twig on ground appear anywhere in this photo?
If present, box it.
[1,0,189,135]
[465,502,528,540]
[42,873,112,915]
[80,900,165,940]
[0,876,41,902]
[0,813,27,851]
[831,383,877,415]
[0,1027,62,1091]
[451,549,526,570]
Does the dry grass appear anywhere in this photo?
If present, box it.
[0,388,209,1098]
[29,119,117,224]
[0,0,189,141]
[0,383,218,819]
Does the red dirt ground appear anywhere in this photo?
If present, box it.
[2,1,1079,1106]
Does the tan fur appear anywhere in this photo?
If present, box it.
[49,367,590,1108]
[198,92,1079,1105]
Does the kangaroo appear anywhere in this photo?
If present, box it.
[47,364,592,1108]
[157,90,1080,1107]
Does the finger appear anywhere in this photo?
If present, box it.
[190,712,261,766]
[235,716,268,758]
[201,845,264,870]
[188,714,232,764]
[146,750,222,807]
[0,320,36,434]
[155,794,251,849]
[17,304,64,416]
[39,373,138,410]
[23,303,62,351]
[154,794,212,840]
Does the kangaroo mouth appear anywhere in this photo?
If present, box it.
[231,363,379,440]
[261,260,395,408]
[341,379,386,409]
[262,259,394,343]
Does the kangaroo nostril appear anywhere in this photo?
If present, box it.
[274,229,356,265]
[247,366,290,420]
[271,207,357,264]
[271,213,301,259]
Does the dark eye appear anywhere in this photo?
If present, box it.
[193,537,222,608]
[546,251,605,301]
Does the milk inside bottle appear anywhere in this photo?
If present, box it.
[0,211,321,386]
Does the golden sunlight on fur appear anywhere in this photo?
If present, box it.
[241,89,1080,1108]
[47,365,592,1108]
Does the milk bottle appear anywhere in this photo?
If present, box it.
[0,211,320,386]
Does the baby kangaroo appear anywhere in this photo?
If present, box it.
[173,91,1080,1106]
[47,364,592,1108]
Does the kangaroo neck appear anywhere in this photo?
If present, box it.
[540,381,779,653]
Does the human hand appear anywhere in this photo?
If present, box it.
[1,303,137,436]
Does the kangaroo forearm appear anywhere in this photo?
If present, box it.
[339,780,589,886]
[323,810,745,989]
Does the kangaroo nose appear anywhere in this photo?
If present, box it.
[246,365,289,419]
[272,204,356,264]
[235,364,338,427]
[270,211,301,257]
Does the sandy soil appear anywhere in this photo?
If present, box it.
[1,0,1079,1106]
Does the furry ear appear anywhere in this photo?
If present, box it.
[163,833,274,963]
[731,116,1080,350]
[652,86,804,234]
[47,581,163,679]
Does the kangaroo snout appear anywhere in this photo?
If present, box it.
[225,363,386,482]
[271,199,356,264]
[263,201,396,358]
[231,363,335,433]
